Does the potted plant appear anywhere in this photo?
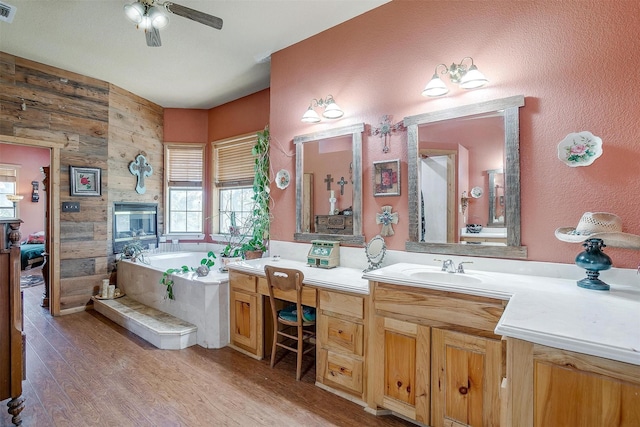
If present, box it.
[243,126,270,260]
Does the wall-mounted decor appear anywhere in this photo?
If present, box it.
[70,166,101,197]
[557,131,603,167]
[31,181,39,202]
[129,153,153,194]
[275,169,290,189]
[373,159,400,196]
[376,205,399,236]
[370,115,406,153]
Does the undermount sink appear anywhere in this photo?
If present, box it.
[401,268,484,285]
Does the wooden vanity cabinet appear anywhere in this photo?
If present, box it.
[507,338,640,427]
[228,271,263,359]
[316,290,367,400]
[369,281,506,426]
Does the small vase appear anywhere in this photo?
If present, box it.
[575,238,612,291]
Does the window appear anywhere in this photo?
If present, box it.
[165,144,204,234]
[0,165,18,219]
[212,133,258,235]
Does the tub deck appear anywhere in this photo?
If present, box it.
[93,296,198,350]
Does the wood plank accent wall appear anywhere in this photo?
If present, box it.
[0,52,164,312]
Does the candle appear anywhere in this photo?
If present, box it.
[330,190,335,198]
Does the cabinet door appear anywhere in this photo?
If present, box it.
[229,289,262,357]
[534,361,640,427]
[373,316,430,423]
[432,328,502,427]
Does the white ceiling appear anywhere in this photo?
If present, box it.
[0,0,388,109]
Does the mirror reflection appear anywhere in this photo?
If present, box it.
[405,95,527,258]
[294,123,365,245]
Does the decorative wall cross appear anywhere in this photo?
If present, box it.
[337,176,347,195]
[370,115,407,153]
[129,154,153,194]
[324,174,334,190]
[376,205,399,236]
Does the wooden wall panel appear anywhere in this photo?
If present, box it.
[0,52,163,312]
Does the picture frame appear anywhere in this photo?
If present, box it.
[373,159,400,196]
[70,166,101,197]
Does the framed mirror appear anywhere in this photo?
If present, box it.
[294,123,365,245]
[364,235,386,272]
[405,95,527,258]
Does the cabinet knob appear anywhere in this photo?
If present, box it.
[459,386,468,395]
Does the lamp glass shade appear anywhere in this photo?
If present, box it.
[148,6,169,29]
[322,102,344,119]
[301,107,321,123]
[124,2,145,24]
[460,65,488,89]
[422,74,449,97]
[6,194,23,203]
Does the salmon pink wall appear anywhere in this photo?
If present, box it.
[163,89,270,241]
[0,143,49,238]
[269,1,640,268]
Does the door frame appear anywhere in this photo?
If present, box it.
[1,135,63,316]
[419,148,456,243]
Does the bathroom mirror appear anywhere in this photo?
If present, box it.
[364,235,386,272]
[294,123,365,245]
[405,95,527,258]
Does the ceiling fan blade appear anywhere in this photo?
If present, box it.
[146,27,162,47]
[166,2,223,30]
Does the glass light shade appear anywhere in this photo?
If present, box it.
[148,6,169,29]
[301,107,321,123]
[124,2,145,24]
[6,194,23,203]
[460,65,488,89]
[322,102,344,119]
[422,74,449,97]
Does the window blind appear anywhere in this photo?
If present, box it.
[0,166,17,183]
[166,145,204,187]
[213,133,257,187]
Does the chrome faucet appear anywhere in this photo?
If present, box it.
[438,259,456,273]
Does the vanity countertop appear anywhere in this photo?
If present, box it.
[226,258,369,295]
[364,263,640,366]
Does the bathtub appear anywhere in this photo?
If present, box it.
[117,252,229,349]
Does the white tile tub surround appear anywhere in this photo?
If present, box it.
[117,252,230,349]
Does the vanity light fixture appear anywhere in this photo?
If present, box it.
[422,57,489,97]
[301,95,344,123]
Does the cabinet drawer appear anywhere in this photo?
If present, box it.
[321,314,364,356]
[257,277,317,307]
[374,283,505,332]
[319,349,363,394]
[319,290,364,319]
[230,271,256,293]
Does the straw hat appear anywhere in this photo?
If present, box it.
[555,212,640,249]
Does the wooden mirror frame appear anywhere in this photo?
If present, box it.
[405,95,527,259]
[293,123,365,245]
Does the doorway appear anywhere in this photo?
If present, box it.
[0,136,63,316]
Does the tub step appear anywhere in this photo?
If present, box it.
[93,296,197,350]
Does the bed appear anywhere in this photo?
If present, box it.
[20,231,45,270]
[21,243,45,270]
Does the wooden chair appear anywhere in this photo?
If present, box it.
[264,265,316,381]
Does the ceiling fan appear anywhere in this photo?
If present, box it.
[124,0,223,47]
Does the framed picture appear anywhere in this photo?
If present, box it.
[373,159,400,196]
[70,166,101,197]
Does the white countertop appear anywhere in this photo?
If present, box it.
[226,258,369,295]
[364,263,640,366]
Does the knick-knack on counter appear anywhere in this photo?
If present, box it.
[575,238,612,291]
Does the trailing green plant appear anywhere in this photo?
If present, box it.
[246,125,270,253]
[159,251,217,300]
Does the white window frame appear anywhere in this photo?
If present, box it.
[164,144,205,239]
[0,164,20,219]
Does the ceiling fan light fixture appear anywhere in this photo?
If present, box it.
[124,2,145,24]
[148,5,169,29]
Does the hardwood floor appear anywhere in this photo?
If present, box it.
[2,285,414,427]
